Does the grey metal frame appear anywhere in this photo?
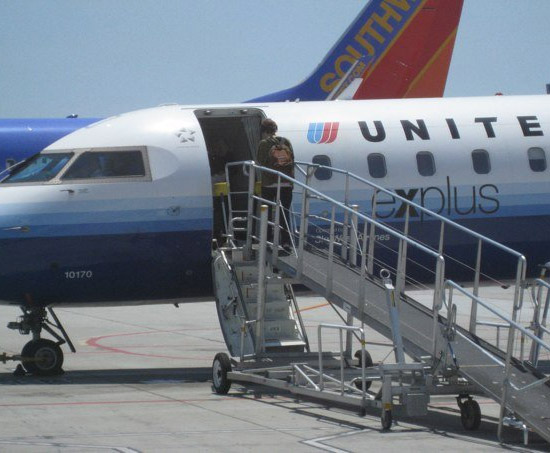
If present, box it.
[530,279,550,366]
[444,280,550,443]
[218,160,550,444]
[225,161,526,331]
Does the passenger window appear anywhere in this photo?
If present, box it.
[528,147,547,172]
[471,149,491,174]
[63,150,146,180]
[416,151,435,176]
[367,153,387,178]
[312,155,332,180]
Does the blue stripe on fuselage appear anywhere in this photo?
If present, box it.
[0,229,213,306]
[0,196,213,238]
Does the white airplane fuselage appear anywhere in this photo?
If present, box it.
[0,95,549,308]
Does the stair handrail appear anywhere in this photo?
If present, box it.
[530,278,550,365]
[444,280,550,442]
[238,161,448,351]
[227,160,528,363]
[242,162,444,263]
[294,161,527,322]
[230,161,442,258]
[294,161,524,261]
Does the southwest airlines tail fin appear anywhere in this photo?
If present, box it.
[248,0,464,102]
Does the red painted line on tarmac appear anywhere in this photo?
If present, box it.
[86,330,213,360]
[87,343,215,350]
[85,302,328,359]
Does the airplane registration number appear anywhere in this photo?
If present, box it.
[65,270,93,279]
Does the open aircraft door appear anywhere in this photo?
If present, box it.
[195,108,266,242]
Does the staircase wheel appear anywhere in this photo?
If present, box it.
[381,409,392,430]
[354,349,373,391]
[212,352,232,395]
[460,398,481,431]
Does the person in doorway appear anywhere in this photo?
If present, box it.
[257,118,295,251]
[209,138,231,244]
[209,138,230,183]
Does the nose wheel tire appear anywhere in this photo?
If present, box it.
[212,352,232,394]
[21,339,64,376]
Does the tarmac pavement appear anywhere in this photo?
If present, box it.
[0,296,547,452]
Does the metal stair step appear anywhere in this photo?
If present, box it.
[240,284,286,303]
[246,300,290,320]
[234,266,260,284]
[263,319,302,341]
[264,339,307,349]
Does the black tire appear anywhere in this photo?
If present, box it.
[354,349,373,391]
[21,339,64,376]
[460,398,481,431]
[381,409,392,430]
[212,352,232,394]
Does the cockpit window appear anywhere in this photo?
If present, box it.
[62,150,146,180]
[2,153,73,183]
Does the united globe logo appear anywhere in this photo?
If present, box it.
[307,122,339,144]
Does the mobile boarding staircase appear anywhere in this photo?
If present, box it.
[210,161,550,445]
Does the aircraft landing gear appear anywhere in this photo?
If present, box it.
[7,307,75,376]
[21,338,63,375]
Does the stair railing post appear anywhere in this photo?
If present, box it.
[531,282,550,364]
[395,207,409,295]
[273,175,282,251]
[318,325,324,391]
[340,174,350,261]
[325,205,336,297]
[297,185,309,279]
[358,220,369,327]
[344,206,359,358]
[530,282,543,365]
[469,238,482,334]
[382,270,405,364]
[367,191,378,275]
[498,255,527,442]
[432,256,445,365]
[350,205,359,267]
[244,165,256,259]
[255,204,268,356]
[339,328,345,395]
[341,210,349,262]
[438,221,445,256]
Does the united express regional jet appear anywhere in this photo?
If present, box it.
[0,92,548,374]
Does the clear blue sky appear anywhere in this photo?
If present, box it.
[1,0,549,118]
